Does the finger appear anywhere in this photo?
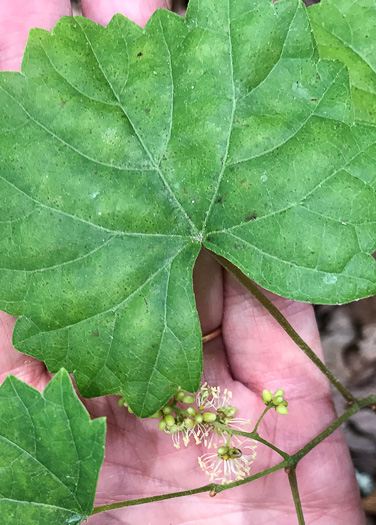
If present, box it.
[202,338,232,388]
[223,273,328,402]
[193,249,223,336]
[0,312,18,375]
[81,0,173,27]
[0,0,71,71]
[0,311,48,390]
[222,274,362,515]
[222,274,340,447]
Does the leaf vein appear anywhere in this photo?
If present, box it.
[0,435,84,512]
[76,19,198,236]
[0,174,191,240]
[226,231,375,284]
[0,84,154,172]
[19,244,189,338]
[201,0,236,235]
[228,63,347,167]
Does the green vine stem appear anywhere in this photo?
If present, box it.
[286,467,305,525]
[91,394,376,516]
[91,462,288,515]
[210,251,356,403]
[252,405,272,434]
[212,421,289,460]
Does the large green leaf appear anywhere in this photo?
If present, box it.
[0,370,105,525]
[0,0,376,416]
[309,0,376,125]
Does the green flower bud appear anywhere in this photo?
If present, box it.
[187,407,197,416]
[127,406,134,414]
[195,414,204,424]
[163,414,175,426]
[182,395,195,404]
[280,400,288,407]
[158,419,167,431]
[276,405,288,415]
[150,410,163,418]
[225,406,238,417]
[217,446,229,456]
[162,405,173,415]
[274,389,285,398]
[272,396,284,406]
[262,389,273,404]
[184,417,195,429]
[175,390,186,401]
[118,398,126,407]
[203,412,216,423]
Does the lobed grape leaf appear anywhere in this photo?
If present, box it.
[0,369,105,525]
[309,0,376,125]
[0,0,376,416]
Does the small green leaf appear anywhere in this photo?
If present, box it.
[0,370,106,525]
[309,0,376,125]
[0,0,376,416]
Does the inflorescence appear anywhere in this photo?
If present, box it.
[118,384,288,485]
[262,388,288,415]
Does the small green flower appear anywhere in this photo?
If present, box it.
[276,405,288,415]
[272,396,284,406]
[163,414,175,427]
[203,412,217,423]
[199,438,257,484]
[182,395,195,404]
[158,419,167,431]
[150,409,163,418]
[175,390,186,402]
[262,389,273,404]
[184,417,195,429]
[262,388,289,415]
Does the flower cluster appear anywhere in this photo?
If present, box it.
[119,384,288,485]
[262,388,288,415]
[153,383,257,484]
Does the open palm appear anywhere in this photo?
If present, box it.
[0,1,366,523]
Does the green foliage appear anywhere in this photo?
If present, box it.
[0,370,105,525]
[309,0,376,125]
[0,0,375,416]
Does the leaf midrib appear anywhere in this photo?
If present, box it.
[75,18,199,238]
[222,231,376,286]
[207,136,376,236]
[0,433,84,513]
[0,174,192,242]
[200,0,236,236]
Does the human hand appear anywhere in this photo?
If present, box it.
[0,1,365,523]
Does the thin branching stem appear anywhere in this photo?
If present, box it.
[287,467,305,525]
[252,405,271,433]
[91,461,288,515]
[91,395,376,516]
[212,421,289,459]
